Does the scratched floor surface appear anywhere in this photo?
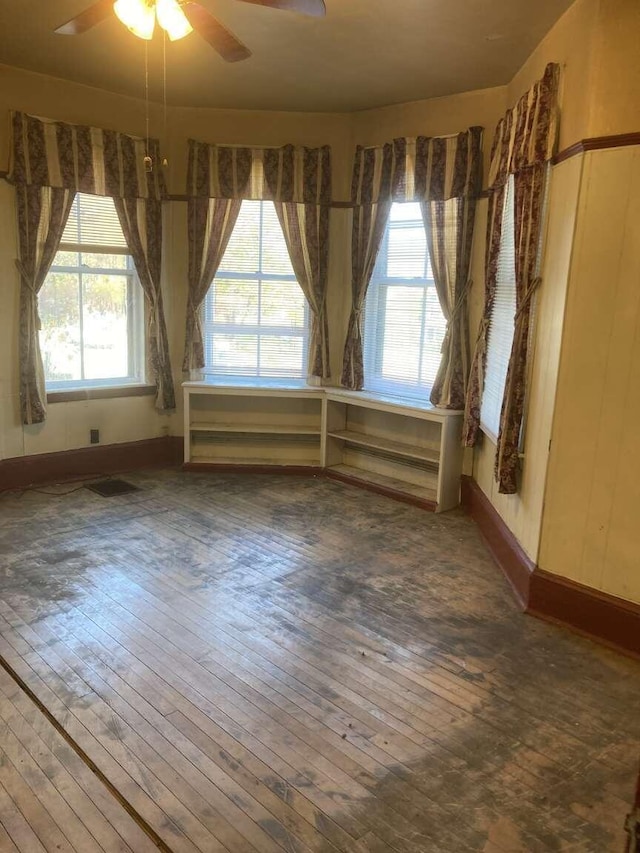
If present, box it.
[0,468,638,852]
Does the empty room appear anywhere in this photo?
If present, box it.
[0,1,639,851]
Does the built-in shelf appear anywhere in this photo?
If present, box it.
[183,382,463,512]
[327,429,440,464]
[190,422,321,435]
[327,464,438,504]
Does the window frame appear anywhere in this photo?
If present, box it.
[40,193,145,392]
[202,199,310,386]
[363,201,446,401]
[479,167,550,448]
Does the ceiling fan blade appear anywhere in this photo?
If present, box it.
[183,3,252,62]
[54,0,115,34]
[235,0,326,16]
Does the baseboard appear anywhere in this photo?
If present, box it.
[460,475,534,607]
[460,476,640,658]
[529,570,640,659]
[0,436,183,491]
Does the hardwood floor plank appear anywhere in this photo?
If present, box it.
[0,781,48,853]
[1,469,638,852]
[0,669,157,853]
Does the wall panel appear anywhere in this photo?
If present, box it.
[540,147,640,604]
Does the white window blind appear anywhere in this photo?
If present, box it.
[62,193,129,250]
[480,175,517,440]
[363,201,446,400]
[203,200,309,383]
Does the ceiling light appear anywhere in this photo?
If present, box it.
[113,0,156,40]
[156,0,193,41]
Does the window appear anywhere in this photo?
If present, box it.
[480,175,516,440]
[39,193,144,390]
[203,200,308,383]
[363,202,446,399]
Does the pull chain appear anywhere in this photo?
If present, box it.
[162,28,168,168]
[143,40,153,173]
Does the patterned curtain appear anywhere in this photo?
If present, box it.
[183,197,242,372]
[185,140,332,379]
[273,202,331,379]
[8,112,173,421]
[422,195,476,409]
[15,185,75,424]
[342,127,483,393]
[463,63,560,494]
[113,198,176,410]
[9,112,167,200]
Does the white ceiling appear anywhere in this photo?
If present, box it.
[0,0,574,112]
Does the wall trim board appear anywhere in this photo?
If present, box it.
[528,571,640,660]
[553,133,640,165]
[47,385,156,403]
[460,476,640,658]
[460,475,534,607]
[0,436,183,492]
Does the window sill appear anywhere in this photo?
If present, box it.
[183,381,463,417]
[47,385,156,404]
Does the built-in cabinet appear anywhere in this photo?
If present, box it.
[183,383,463,512]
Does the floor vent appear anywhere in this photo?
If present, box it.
[84,479,140,497]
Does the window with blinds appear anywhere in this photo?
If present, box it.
[480,175,517,440]
[363,201,446,400]
[39,193,144,389]
[203,200,309,383]
[62,193,129,250]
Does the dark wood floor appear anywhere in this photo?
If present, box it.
[0,468,639,853]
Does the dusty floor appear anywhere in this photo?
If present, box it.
[0,468,639,852]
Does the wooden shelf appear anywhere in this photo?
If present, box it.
[327,464,437,504]
[190,456,321,467]
[327,429,439,464]
[190,422,321,435]
[183,383,463,512]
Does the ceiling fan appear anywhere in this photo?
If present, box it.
[54,0,326,62]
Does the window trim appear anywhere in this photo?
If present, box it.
[363,202,445,401]
[41,193,146,392]
[202,199,310,385]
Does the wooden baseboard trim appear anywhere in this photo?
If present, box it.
[460,475,533,607]
[460,475,640,657]
[0,436,183,492]
[529,570,640,659]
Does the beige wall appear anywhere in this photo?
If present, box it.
[587,0,640,138]
[507,0,598,149]
[539,147,640,604]
[0,63,501,460]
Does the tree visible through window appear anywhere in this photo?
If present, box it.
[363,202,446,399]
[203,200,309,382]
[39,193,144,389]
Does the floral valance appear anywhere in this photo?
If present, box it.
[488,63,560,190]
[186,139,332,204]
[8,112,167,200]
[351,126,483,205]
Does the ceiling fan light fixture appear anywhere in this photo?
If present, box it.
[113,0,156,40]
[156,0,193,40]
